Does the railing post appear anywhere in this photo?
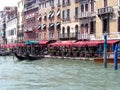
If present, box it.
[104,33,107,68]
[114,44,118,70]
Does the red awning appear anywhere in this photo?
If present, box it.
[17,43,25,47]
[86,40,103,46]
[73,41,86,47]
[48,41,61,47]
[39,40,49,45]
[107,40,119,45]
[61,41,75,47]
[49,41,75,47]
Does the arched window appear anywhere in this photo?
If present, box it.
[80,24,84,33]
[62,27,65,37]
[81,4,84,12]
[75,25,78,38]
[67,26,70,38]
[85,24,88,33]
[85,4,88,11]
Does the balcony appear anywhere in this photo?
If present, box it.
[79,12,90,19]
[24,4,38,12]
[75,0,79,3]
[60,33,76,40]
[98,6,114,18]
[62,18,66,21]
[74,15,79,19]
[66,17,70,21]
[78,33,90,40]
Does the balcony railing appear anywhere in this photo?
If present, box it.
[78,33,90,40]
[66,17,70,21]
[98,6,113,16]
[60,33,76,39]
[74,15,79,19]
[79,12,90,19]
[75,0,79,3]
[24,4,38,12]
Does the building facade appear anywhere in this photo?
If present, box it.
[38,0,61,41]
[17,0,25,43]
[0,11,5,44]
[60,0,80,41]
[6,7,18,44]
[94,0,119,40]
[23,0,39,41]
[78,0,96,40]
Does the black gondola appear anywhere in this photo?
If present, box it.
[27,54,44,60]
[14,52,27,60]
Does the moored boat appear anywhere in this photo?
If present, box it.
[27,54,44,60]
[14,52,27,60]
[94,58,120,64]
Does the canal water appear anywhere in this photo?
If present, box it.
[0,56,120,90]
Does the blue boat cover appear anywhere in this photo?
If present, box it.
[25,40,38,45]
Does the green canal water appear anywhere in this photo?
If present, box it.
[0,56,120,90]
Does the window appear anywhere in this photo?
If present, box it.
[62,0,65,5]
[62,27,65,37]
[52,33,54,38]
[85,4,88,11]
[91,0,94,12]
[75,7,78,17]
[58,0,60,4]
[58,31,60,39]
[39,34,41,40]
[67,9,70,18]
[36,33,38,39]
[75,25,78,38]
[62,10,65,19]
[81,4,84,12]
[67,26,70,38]
[50,0,54,7]
[103,19,109,33]
[104,0,107,7]
[49,32,54,39]
[118,17,120,32]
[85,24,88,33]
[67,0,70,4]
[44,33,46,40]
[44,2,46,8]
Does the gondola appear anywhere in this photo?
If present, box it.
[14,52,27,60]
[27,54,44,60]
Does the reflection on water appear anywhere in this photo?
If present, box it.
[0,56,120,90]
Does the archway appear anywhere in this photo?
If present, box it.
[67,26,70,39]
[75,25,78,39]
[62,27,65,37]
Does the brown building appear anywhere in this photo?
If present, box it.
[37,0,61,41]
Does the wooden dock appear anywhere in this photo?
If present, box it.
[94,58,120,64]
